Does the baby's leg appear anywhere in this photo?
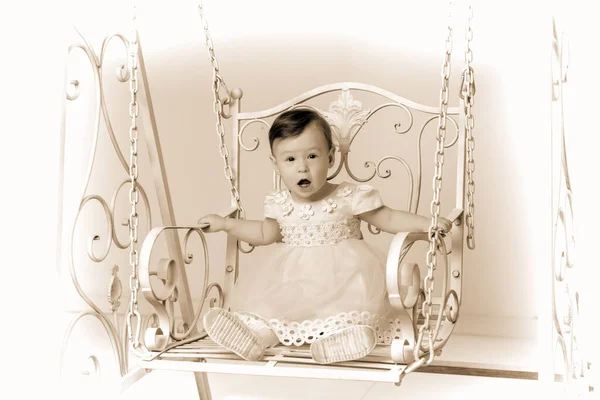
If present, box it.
[203,308,274,361]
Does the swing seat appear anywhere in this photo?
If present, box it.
[140,337,407,384]
[137,222,449,385]
[136,220,447,385]
[135,328,539,385]
[135,215,538,385]
[137,216,468,387]
[135,83,482,389]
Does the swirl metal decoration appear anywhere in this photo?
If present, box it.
[61,28,158,387]
[550,18,589,391]
[62,27,226,389]
[237,86,458,205]
[138,226,223,350]
[385,227,460,369]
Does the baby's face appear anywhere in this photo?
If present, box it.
[271,123,334,202]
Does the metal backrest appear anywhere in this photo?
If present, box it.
[223,82,466,304]
[233,83,463,212]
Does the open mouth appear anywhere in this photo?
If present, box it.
[297,179,311,188]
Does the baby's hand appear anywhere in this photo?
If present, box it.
[198,214,227,233]
[437,217,452,234]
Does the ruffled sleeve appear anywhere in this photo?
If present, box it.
[351,184,384,215]
[264,189,291,220]
[264,193,279,219]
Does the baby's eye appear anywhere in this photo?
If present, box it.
[286,157,295,162]
[308,154,317,159]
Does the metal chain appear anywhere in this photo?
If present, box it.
[460,5,476,250]
[197,1,245,217]
[418,3,454,366]
[126,7,142,349]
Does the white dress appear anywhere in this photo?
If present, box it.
[230,181,400,346]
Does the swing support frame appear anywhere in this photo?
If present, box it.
[59,5,521,400]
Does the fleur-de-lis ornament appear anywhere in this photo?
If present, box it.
[108,265,122,312]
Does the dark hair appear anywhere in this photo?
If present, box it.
[269,109,333,151]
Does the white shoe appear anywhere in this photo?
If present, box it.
[310,325,377,364]
[203,308,266,361]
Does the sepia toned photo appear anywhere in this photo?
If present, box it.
[2,0,598,399]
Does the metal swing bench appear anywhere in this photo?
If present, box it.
[133,5,476,391]
[60,4,494,399]
[135,76,468,387]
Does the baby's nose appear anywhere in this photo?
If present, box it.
[297,162,308,172]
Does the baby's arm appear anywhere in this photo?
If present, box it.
[358,206,451,234]
[198,214,282,246]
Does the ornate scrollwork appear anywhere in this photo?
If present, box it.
[69,185,152,316]
[235,87,459,228]
[111,179,152,249]
[67,80,80,100]
[206,282,225,308]
[412,115,459,214]
[81,355,100,377]
[550,18,588,389]
[368,103,414,135]
[139,227,224,349]
[385,228,459,365]
[239,119,270,151]
[61,311,125,382]
[68,29,133,175]
[63,28,155,384]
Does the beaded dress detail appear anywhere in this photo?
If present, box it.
[229,182,399,346]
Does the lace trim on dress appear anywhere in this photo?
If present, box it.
[235,311,404,347]
[280,217,363,247]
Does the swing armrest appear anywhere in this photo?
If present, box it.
[139,208,243,351]
[140,207,240,350]
[385,208,463,311]
[384,208,464,363]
